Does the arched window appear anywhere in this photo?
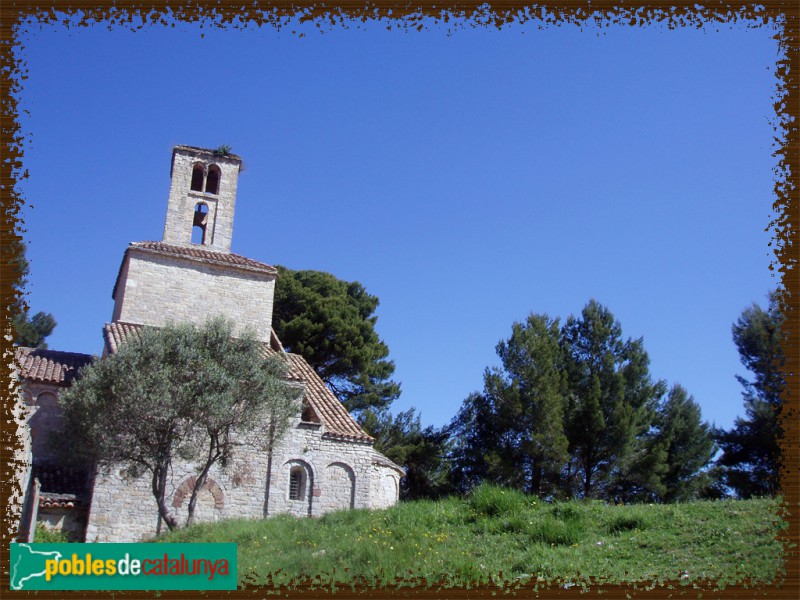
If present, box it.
[205,164,221,195]
[192,203,209,245]
[289,466,306,501]
[190,163,205,192]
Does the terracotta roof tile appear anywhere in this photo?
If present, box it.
[103,321,144,354]
[284,353,372,442]
[16,348,94,385]
[103,322,373,443]
[39,493,85,510]
[130,241,278,275]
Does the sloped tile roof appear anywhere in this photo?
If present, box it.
[103,321,143,354]
[16,347,94,385]
[130,241,278,275]
[284,353,373,443]
[102,321,373,443]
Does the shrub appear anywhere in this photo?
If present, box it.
[468,484,532,518]
[529,518,584,546]
[34,523,71,543]
[606,513,648,534]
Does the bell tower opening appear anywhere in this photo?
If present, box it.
[190,163,204,192]
[192,203,209,244]
[162,145,242,252]
[206,165,221,195]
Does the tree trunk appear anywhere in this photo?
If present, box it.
[583,463,593,499]
[263,421,276,517]
[580,452,590,499]
[186,434,219,527]
[152,466,177,531]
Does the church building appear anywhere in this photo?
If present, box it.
[16,145,403,542]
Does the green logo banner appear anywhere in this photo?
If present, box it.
[10,543,237,590]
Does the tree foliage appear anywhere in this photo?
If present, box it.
[448,391,503,493]
[449,300,716,503]
[363,407,453,501]
[8,238,56,348]
[561,300,666,500]
[480,314,568,497]
[715,292,784,498]
[653,385,717,502]
[58,318,299,529]
[272,266,400,418]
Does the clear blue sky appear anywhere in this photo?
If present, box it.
[13,14,781,432]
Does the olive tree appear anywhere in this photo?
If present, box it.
[58,317,300,530]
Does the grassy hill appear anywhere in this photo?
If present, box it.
[155,485,787,589]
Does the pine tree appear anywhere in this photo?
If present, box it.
[492,314,569,497]
[715,292,784,498]
[8,238,56,348]
[561,300,665,500]
[449,313,569,498]
[447,391,504,493]
[655,384,717,502]
[272,266,400,419]
[363,407,453,500]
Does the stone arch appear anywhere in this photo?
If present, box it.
[171,476,224,510]
[283,459,314,517]
[323,462,355,512]
[192,202,209,244]
[205,164,221,194]
[35,391,58,406]
[190,162,205,191]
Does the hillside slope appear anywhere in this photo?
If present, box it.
[155,486,787,589]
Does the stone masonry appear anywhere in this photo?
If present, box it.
[163,146,241,252]
[17,145,403,542]
[111,244,276,343]
[84,414,400,542]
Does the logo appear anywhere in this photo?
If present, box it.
[10,543,237,590]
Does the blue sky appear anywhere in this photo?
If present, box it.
[13,14,781,431]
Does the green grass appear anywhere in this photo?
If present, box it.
[154,485,787,589]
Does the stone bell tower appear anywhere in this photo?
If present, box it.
[163,145,243,252]
[110,145,278,343]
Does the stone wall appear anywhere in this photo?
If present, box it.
[163,148,241,252]
[85,415,401,542]
[111,251,275,342]
[14,386,35,540]
[18,383,93,541]
[22,383,65,465]
[370,469,401,509]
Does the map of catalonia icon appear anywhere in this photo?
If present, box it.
[10,544,63,590]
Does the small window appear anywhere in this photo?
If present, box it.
[289,467,306,501]
[192,203,209,245]
[206,165,221,195]
[301,402,318,423]
[190,164,204,191]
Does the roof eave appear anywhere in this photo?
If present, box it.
[128,243,278,277]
